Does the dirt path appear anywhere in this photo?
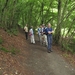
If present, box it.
[27,43,75,75]
[15,32,75,75]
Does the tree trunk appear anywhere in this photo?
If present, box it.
[41,1,44,24]
[54,0,62,44]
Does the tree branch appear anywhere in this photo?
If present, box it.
[2,0,9,13]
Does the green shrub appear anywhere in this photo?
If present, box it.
[6,28,18,36]
[11,47,20,55]
[0,46,20,55]
[0,37,3,44]
[61,40,75,54]
[10,28,18,36]
[0,47,9,52]
[68,38,75,53]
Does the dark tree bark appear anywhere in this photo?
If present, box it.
[41,1,44,24]
[54,0,62,44]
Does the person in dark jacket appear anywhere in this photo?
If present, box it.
[46,23,54,53]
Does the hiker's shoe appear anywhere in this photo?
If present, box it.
[47,50,51,53]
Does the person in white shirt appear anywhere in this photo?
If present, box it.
[29,26,35,44]
[37,26,41,42]
[24,24,28,40]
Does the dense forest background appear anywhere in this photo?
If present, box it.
[0,0,75,53]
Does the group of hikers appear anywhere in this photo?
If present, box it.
[24,23,54,53]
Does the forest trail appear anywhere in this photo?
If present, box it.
[0,28,75,75]
[23,38,75,75]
